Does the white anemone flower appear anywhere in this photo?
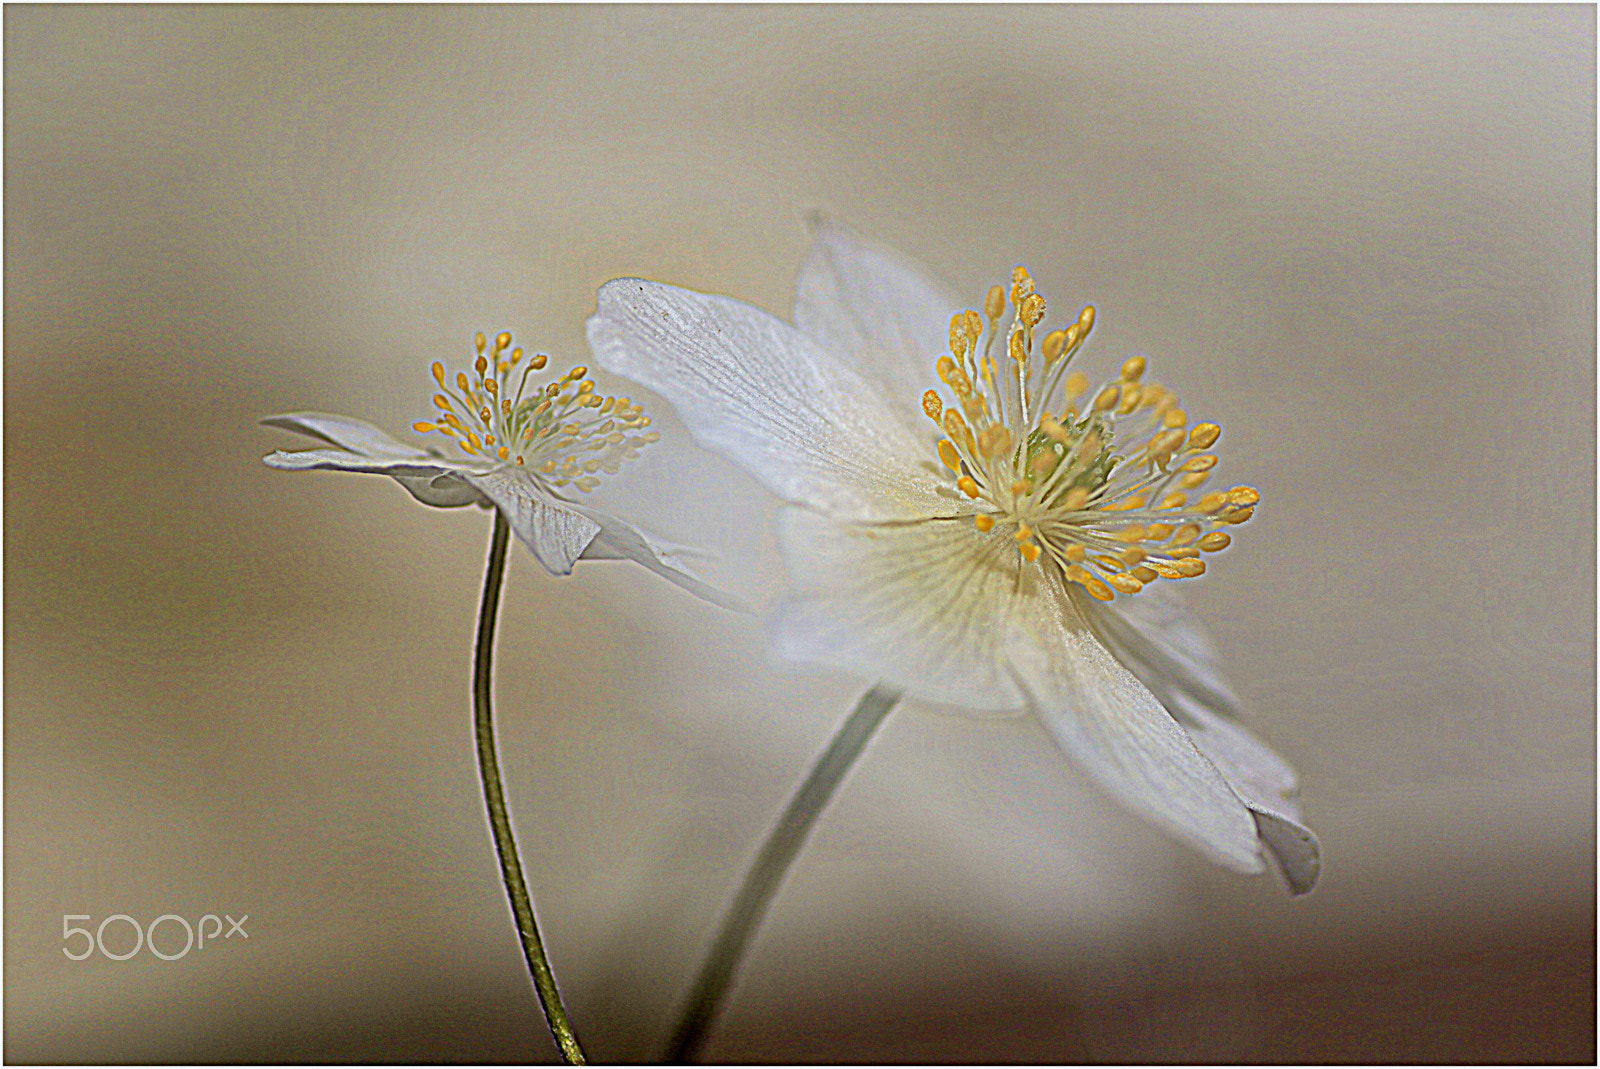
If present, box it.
[264,330,731,607]
[587,225,1319,894]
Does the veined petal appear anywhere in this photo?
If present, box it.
[794,218,962,418]
[466,469,603,576]
[261,412,434,459]
[1075,586,1320,893]
[771,508,1029,710]
[588,279,949,521]
[565,500,750,612]
[1007,579,1266,875]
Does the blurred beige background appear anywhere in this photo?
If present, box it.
[5,4,1593,1062]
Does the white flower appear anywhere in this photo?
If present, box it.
[586,224,1319,894]
[263,330,734,607]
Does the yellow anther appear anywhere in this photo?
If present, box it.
[1119,546,1148,566]
[534,399,552,416]
[974,514,995,533]
[1198,532,1232,552]
[1078,305,1095,333]
[1169,524,1201,547]
[1108,573,1144,595]
[1020,292,1046,328]
[1064,372,1089,399]
[937,439,962,472]
[498,446,510,460]
[467,431,482,449]
[1092,554,1126,573]
[1227,486,1261,507]
[1188,423,1221,450]
[1082,574,1115,601]
[515,456,525,465]
[495,332,512,352]
[1011,479,1028,495]
[599,397,615,415]
[949,314,969,360]
[1150,428,1186,455]
[484,379,498,394]
[1020,541,1042,563]
[1115,525,1148,543]
[1175,558,1207,578]
[531,353,548,370]
[1149,561,1184,579]
[1197,492,1229,513]
[1169,547,1202,559]
[498,361,510,376]
[1042,330,1068,365]
[413,422,437,433]
[1061,486,1090,511]
[964,310,983,349]
[1009,330,1027,365]
[1117,387,1142,415]
[460,439,478,455]
[1040,415,1070,443]
[475,354,488,377]
[1101,495,1147,512]
[442,412,463,430]
[569,366,589,380]
[511,348,523,364]
[1120,356,1147,382]
[937,354,958,384]
[1093,385,1120,411]
[643,432,662,443]
[943,409,970,448]
[456,372,471,392]
[957,476,981,499]
[1222,506,1255,525]
[1131,565,1158,583]
[432,362,446,385]
[1030,450,1059,476]
[1015,524,1033,542]
[1010,266,1034,306]
[474,332,487,355]
[977,424,1013,459]
[985,285,1006,320]
[502,399,513,416]
[1146,522,1175,540]
[1158,492,1187,510]
[1183,454,1219,472]
[1064,544,1088,563]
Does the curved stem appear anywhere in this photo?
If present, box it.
[664,683,902,1063]
[474,510,587,1064]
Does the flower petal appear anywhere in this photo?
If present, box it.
[466,469,603,576]
[793,217,962,415]
[261,412,433,459]
[588,279,950,521]
[564,501,750,612]
[1076,586,1320,893]
[1007,579,1267,876]
[771,508,1031,710]
[262,443,488,509]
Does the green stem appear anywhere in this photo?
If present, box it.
[474,510,587,1064]
[664,683,903,1063]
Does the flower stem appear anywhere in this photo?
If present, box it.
[474,510,587,1064]
[664,683,903,1063]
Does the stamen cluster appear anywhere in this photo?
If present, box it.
[414,331,660,492]
[922,268,1258,600]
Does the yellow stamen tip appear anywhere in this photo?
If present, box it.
[1042,330,1067,365]
[923,390,943,421]
[1227,486,1261,507]
[474,332,487,354]
[413,422,436,433]
[1198,532,1232,552]
[431,361,446,385]
[1093,384,1120,411]
[957,476,981,499]
[495,332,512,352]
[985,284,1006,320]
[1019,542,1042,563]
[1189,423,1221,450]
[937,439,962,472]
[1120,356,1146,382]
[974,514,995,533]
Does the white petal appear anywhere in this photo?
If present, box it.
[1007,579,1267,875]
[262,445,488,509]
[565,500,749,612]
[793,218,963,414]
[1076,585,1320,893]
[771,507,1031,711]
[466,469,602,576]
[261,412,432,459]
[587,279,949,521]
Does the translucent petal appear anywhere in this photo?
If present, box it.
[793,217,963,419]
[1008,580,1268,875]
[566,500,749,612]
[261,412,434,459]
[466,469,603,576]
[770,508,1030,710]
[588,279,949,521]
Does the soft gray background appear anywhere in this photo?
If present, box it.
[6,5,1593,1062]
